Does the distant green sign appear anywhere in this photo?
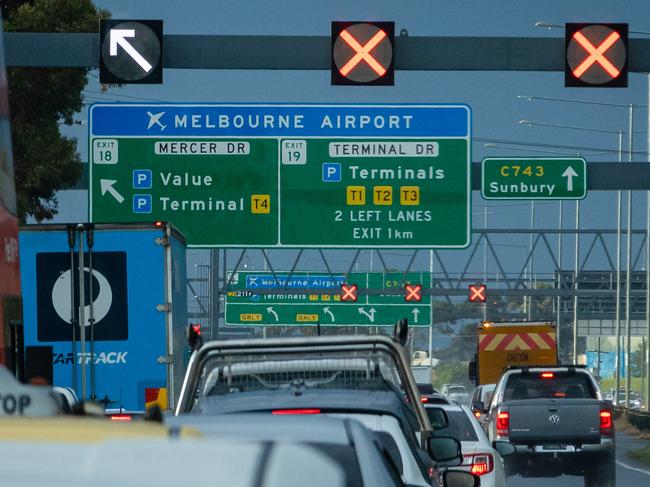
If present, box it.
[481,158,587,200]
[225,271,431,326]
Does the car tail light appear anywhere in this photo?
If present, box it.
[463,453,494,476]
[474,411,481,419]
[110,414,132,421]
[420,396,429,403]
[600,410,613,435]
[271,409,321,415]
[496,411,509,437]
[541,372,554,379]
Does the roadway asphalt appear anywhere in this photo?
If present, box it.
[506,432,650,487]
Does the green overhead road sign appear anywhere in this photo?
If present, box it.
[481,157,587,200]
[224,271,431,326]
[89,104,471,248]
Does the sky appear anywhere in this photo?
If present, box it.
[48,0,650,276]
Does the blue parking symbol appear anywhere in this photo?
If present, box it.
[133,169,152,189]
[322,163,341,182]
[133,194,152,214]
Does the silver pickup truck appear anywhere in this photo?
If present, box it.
[480,366,615,487]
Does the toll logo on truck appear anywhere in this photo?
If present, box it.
[36,252,128,342]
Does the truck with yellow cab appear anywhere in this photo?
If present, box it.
[469,321,558,386]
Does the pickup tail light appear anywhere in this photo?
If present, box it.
[496,411,510,437]
[110,414,132,422]
[463,453,494,476]
[600,410,613,436]
[272,409,321,415]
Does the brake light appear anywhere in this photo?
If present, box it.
[496,411,509,437]
[600,410,613,435]
[420,396,429,403]
[463,453,494,476]
[474,411,481,419]
[154,221,164,227]
[541,372,554,379]
[110,414,132,421]
[271,409,321,415]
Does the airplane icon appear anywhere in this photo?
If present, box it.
[146,111,166,131]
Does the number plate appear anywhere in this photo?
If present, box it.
[535,444,574,453]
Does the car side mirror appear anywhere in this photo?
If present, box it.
[473,401,487,413]
[428,436,462,465]
[493,440,516,457]
[443,470,480,487]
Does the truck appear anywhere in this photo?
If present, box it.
[481,366,615,486]
[469,321,558,386]
[18,223,187,412]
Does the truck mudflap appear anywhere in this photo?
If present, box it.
[506,398,602,445]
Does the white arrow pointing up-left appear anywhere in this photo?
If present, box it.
[110,29,153,72]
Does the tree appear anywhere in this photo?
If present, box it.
[2,0,109,221]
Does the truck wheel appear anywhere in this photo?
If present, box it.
[583,455,615,487]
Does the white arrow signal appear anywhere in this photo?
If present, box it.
[323,307,335,322]
[266,306,279,322]
[100,179,124,203]
[412,308,420,323]
[110,29,153,72]
[562,166,579,192]
[358,307,376,322]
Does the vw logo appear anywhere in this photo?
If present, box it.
[548,414,561,425]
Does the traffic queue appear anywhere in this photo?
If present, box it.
[1,321,492,487]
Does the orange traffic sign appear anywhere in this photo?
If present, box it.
[340,284,358,302]
[405,284,422,302]
[565,23,628,87]
[331,21,394,85]
[468,284,486,303]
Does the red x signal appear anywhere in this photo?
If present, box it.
[468,284,486,303]
[565,23,628,88]
[341,284,358,302]
[331,21,394,86]
[339,29,387,77]
[405,284,422,302]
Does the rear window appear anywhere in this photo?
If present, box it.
[504,372,596,400]
[448,386,466,394]
[426,409,478,442]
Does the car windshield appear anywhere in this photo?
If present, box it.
[504,372,597,400]
[426,409,478,442]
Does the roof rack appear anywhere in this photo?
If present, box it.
[505,364,587,374]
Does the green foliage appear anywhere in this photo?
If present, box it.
[433,361,470,389]
[2,0,109,221]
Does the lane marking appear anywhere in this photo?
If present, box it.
[617,460,650,476]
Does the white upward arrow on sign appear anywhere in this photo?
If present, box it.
[110,29,153,72]
[562,166,579,192]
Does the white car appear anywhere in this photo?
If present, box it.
[441,384,471,406]
[425,402,512,487]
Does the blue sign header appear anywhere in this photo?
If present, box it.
[245,274,346,290]
[90,104,470,138]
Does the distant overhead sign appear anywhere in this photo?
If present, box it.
[100,19,163,84]
[331,21,395,85]
[565,23,628,88]
[481,158,587,200]
[89,103,470,248]
[224,271,431,326]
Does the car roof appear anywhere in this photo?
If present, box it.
[167,413,352,444]
[195,388,421,432]
[0,437,346,487]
